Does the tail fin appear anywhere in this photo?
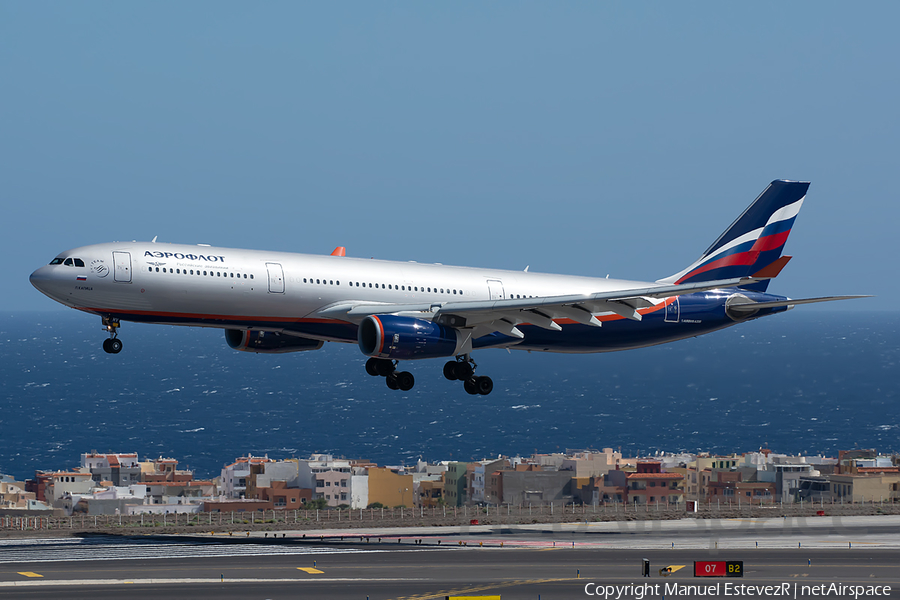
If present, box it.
[658,180,809,292]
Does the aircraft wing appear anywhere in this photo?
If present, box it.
[315,276,763,339]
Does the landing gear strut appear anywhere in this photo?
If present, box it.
[365,358,415,392]
[101,317,122,354]
[443,355,493,395]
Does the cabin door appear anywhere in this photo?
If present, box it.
[113,251,132,283]
[266,262,285,293]
[664,297,680,322]
[487,279,505,300]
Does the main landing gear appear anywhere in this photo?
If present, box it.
[101,316,123,354]
[443,355,493,396]
[365,358,415,392]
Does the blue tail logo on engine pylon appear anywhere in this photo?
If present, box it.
[658,180,808,292]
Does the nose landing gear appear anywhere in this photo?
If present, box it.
[365,357,415,392]
[443,355,493,395]
[101,317,122,354]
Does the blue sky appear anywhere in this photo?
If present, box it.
[3,3,897,311]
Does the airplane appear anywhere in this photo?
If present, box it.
[30,180,865,395]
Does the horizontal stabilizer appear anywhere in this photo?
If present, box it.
[727,295,872,312]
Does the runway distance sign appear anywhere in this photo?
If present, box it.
[693,561,743,577]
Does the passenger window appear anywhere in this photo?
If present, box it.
[156,267,160,272]
[203,271,207,275]
[316,279,320,284]
[64,258,73,266]
[244,274,247,279]
[49,258,64,265]
[250,274,254,279]
[303,278,307,283]
[336,281,340,285]
[230,272,234,278]
[74,258,85,267]
[330,280,333,285]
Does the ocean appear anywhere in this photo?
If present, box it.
[1,310,897,481]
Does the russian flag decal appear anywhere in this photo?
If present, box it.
[76,276,87,281]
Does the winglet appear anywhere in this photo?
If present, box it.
[752,255,792,279]
[331,247,346,257]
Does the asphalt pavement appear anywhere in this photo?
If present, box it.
[1,516,897,599]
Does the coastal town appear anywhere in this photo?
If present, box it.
[2,447,899,520]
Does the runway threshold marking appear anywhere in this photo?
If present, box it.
[297,567,324,574]
[17,572,43,578]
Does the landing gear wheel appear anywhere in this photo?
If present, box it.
[463,377,479,395]
[375,359,396,377]
[396,371,415,391]
[475,375,493,396]
[443,361,458,381]
[101,316,122,354]
[365,358,381,377]
[454,362,473,381]
[385,373,400,390]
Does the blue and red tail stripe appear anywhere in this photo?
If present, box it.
[660,180,808,292]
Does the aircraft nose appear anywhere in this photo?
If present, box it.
[30,265,60,299]
[30,265,50,290]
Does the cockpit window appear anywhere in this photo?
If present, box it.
[73,258,85,267]
[49,258,64,265]
[63,258,74,266]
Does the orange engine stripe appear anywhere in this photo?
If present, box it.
[371,315,385,355]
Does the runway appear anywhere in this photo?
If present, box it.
[1,516,897,599]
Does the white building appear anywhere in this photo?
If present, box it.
[350,474,369,509]
[255,460,300,489]
[298,454,354,507]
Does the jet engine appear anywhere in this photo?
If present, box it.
[358,314,461,360]
[225,329,324,354]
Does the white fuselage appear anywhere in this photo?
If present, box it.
[31,241,656,343]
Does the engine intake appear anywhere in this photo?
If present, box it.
[225,329,324,354]
[358,315,461,360]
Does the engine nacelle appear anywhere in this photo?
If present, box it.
[225,329,324,354]
[358,314,461,360]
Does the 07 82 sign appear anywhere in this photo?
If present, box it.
[694,561,743,577]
